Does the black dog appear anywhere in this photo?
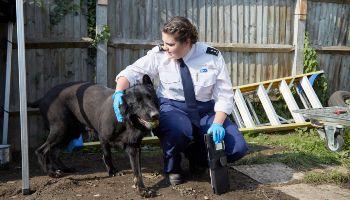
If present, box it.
[29,75,159,197]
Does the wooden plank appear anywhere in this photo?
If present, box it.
[279,80,305,122]
[275,1,280,44]
[249,1,257,83]
[313,2,320,45]
[234,89,256,128]
[109,39,294,52]
[257,84,281,125]
[96,1,108,85]
[231,0,238,43]
[199,0,206,40]
[308,0,350,4]
[233,70,324,92]
[232,52,238,86]
[313,45,350,54]
[329,3,338,45]
[279,0,286,44]
[238,0,244,43]
[292,0,307,75]
[244,0,249,44]
[267,0,274,44]
[213,0,219,42]
[108,0,116,37]
[239,122,312,133]
[186,0,192,21]
[98,0,108,5]
[207,0,212,41]
[300,76,323,108]
[138,0,146,39]
[84,136,161,147]
[285,0,292,44]
[340,4,350,45]
[224,0,231,43]
[218,0,224,43]
[256,0,262,82]
[13,41,91,49]
[272,2,279,80]
[179,0,186,17]
[122,0,130,39]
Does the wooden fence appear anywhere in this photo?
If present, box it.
[2,0,93,150]
[0,0,349,151]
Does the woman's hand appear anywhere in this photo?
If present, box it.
[207,123,225,144]
[112,90,124,122]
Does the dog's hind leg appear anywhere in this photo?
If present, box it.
[35,142,50,173]
[38,124,69,178]
[125,146,155,198]
[50,146,76,173]
[100,141,118,176]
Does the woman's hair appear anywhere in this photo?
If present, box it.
[161,16,198,44]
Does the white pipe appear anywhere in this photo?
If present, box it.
[2,22,13,145]
[15,0,30,194]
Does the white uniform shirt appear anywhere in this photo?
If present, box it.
[116,42,234,115]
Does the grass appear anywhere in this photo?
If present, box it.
[236,127,350,172]
[236,128,350,185]
[304,170,350,184]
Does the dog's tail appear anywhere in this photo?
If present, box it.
[27,99,41,108]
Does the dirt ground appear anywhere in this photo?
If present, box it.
[0,147,320,200]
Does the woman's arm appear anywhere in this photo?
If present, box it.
[115,76,130,91]
[212,111,227,125]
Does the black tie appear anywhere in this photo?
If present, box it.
[178,58,200,127]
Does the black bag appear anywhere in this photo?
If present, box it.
[204,134,230,195]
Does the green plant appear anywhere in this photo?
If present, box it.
[92,24,110,47]
[87,0,97,39]
[49,0,81,26]
[304,32,329,106]
[25,0,44,7]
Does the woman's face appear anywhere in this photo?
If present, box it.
[161,32,191,60]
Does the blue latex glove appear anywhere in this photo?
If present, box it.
[112,90,124,122]
[207,123,225,144]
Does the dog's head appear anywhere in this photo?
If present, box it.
[119,75,160,130]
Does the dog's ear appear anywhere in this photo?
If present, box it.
[142,75,153,86]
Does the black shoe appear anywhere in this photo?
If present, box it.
[167,173,183,186]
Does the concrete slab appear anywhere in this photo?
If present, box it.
[231,162,304,184]
[274,183,350,200]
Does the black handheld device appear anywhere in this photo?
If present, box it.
[204,134,230,195]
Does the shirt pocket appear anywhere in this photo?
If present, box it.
[159,71,180,84]
[193,71,216,87]
[193,71,217,100]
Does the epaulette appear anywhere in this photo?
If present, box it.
[206,47,219,56]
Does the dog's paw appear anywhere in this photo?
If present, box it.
[62,167,76,173]
[138,188,156,198]
[108,168,118,177]
[48,170,64,178]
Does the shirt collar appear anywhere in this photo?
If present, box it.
[182,43,196,63]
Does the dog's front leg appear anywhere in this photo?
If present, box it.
[125,146,156,198]
[101,141,117,176]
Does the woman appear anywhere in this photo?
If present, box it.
[113,16,248,185]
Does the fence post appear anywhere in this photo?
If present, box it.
[292,0,307,76]
[96,0,108,85]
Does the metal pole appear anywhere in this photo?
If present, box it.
[2,22,13,145]
[15,0,30,195]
